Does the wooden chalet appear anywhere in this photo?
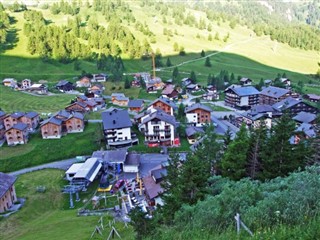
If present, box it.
[76,76,91,88]
[20,112,40,132]
[5,123,29,146]
[0,172,17,213]
[161,84,179,99]
[185,103,212,127]
[56,80,74,92]
[40,117,63,139]
[147,97,177,116]
[65,112,85,133]
[3,112,25,130]
[128,99,144,112]
[65,101,89,113]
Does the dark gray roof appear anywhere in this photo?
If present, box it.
[128,99,144,108]
[250,105,278,116]
[186,84,197,89]
[92,149,127,163]
[8,122,28,131]
[78,95,88,101]
[149,97,177,110]
[293,112,317,124]
[0,111,6,118]
[264,79,272,84]
[56,80,72,87]
[101,108,132,130]
[25,111,38,119]
[0,172,17,198]
[228,86,260,96]
[41,117,63,126]
[72,112,84,120]
[185,126,205,137]
[54,110,71,119]
[272,97,301,111]
[140,110,178,127]
[125,153,140,166]
[296,123,316,138]
[10,112,25,119]
[151,168,167,180]
[260,86,290,98]
[185,103,212,113]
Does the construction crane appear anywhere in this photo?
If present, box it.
[151,52,156,80]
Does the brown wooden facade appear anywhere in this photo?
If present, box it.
[5,126,29,146]
[41,122,62,139]
[151,100,173,115]
[65,117,84,133]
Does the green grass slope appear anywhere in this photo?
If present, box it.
[0,169,134,240]
[0,123,101,172]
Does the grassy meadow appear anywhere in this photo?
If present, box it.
[0,123,101,172]
[0,169,134,240]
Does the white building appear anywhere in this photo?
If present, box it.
[101,108,138,148]
[139,109,178,146]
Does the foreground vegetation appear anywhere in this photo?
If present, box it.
[0,169,134,240]
[0,123,100,172]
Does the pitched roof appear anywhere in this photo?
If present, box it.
[101,108,132,130]
[77,95,88,101]
[296,123,316,138]
[25,111,39,119]
[149,97,177,110]
[250,105,277,115]
[54,110,71,119]
[0,111,6,118]
[92,149,128,163]
[161,84,176,95]
[9,112,25,119]
[0,172,17,198]
[71,112,84,120]
[272,97,301,111]
[227,86,260,96]
[56,80,72,87]
[305,94,320,100]
[185,103,212,113]
[128,99,144,108]
[260,86,290,98]
[185,126,205,137]
[142,175,164,200]
[140,110,178,127]
[125,153,140,166]
[293,112,317,124]
[8,122,28,131]
[41,117,63,126]
[151,168,167,180]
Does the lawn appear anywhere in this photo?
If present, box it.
[0,123,101,173]
[0,85,73,114]
[0,169,134,240]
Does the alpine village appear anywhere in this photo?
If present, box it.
[0,1,320,240]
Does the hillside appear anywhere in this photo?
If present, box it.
[0,0,319,89]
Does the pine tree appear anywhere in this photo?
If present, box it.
[190,71,197,83]
[260,113,307,179]
[172,67,179,84]
[124,76,130,89]
[220,124,250,180]
[166,57,172,67]
[205,57,212,67]
[200,50,205,57]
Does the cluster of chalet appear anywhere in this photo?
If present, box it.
[224,78,319,144]
[67,95,105,113]
[0,111,40,146]
[40,110,85,139]
[2,78,48,94]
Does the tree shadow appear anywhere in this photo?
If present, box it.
[0,16,19,54]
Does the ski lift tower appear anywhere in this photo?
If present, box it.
[62,185,84,208]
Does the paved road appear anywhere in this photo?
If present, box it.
[9,158,81,176]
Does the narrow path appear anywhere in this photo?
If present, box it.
[9,157,82,176]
